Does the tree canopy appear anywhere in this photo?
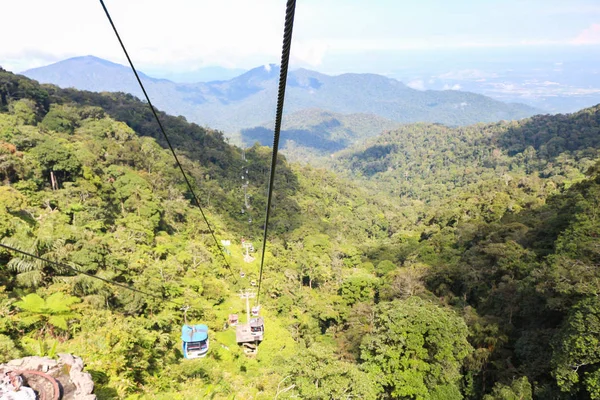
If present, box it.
[0,68,599,399]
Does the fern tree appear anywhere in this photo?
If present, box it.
[2,219,73,288]
[14,292,80,338]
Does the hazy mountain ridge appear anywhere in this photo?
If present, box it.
[22,56,540,133]
[241,109,402,162]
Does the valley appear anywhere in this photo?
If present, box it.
[1,60,599,398]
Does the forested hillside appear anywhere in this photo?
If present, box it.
[335,107,600,203]
[332,105,600,399]
[1,68,600,399]
[0,69,403,398]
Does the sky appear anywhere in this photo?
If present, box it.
[2,0,600,76]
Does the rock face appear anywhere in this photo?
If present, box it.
[0,354,96,400]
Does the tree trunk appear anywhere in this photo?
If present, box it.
[50,171,58,190]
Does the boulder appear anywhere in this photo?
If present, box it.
[0,354,96,400]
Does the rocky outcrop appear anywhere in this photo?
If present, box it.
[0,354,95,400]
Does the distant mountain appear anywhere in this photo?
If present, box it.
[141,66,247,83]
[22,56,541,133]
[23,56,165,95]
[241,109,402,162]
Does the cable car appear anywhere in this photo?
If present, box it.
[181,324,209,359]
[249,317,264,339]
[251,306,260,317]
[236,317,264,343]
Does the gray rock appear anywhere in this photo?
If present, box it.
[57,354,75,366]
[1,354,96,399]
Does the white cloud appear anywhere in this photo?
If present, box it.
[407,79,425,90]
[0,0,287,72]
[290,40,329,67]
[1,0,598,74]
[572,24,600,45]
[489,83,517,91]
[438,69,498,80]
[543,4,600,15]
[443,84,462,90]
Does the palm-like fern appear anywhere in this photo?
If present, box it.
[3,235,47,287]
[3,234,73,288]
[14,292,81,337]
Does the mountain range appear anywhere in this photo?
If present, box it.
[22,56,540,133]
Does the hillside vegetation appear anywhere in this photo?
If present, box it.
[334,107,600,203]
[1,68,600,399]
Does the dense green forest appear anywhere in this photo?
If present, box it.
[1,68,600,399]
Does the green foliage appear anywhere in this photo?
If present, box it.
[287,343,377,399]
[334,109,600,204]
[14,292,80,334]
[3,211,75,287]
[339,273,378,305]
[66,310,175,395]
[483,377,533,400]
[375,259,396,276]
[361,297,473,398]
[0,67,599,399]
[552,297,600,398]
[0,139,24,184]
[0,334,20,362]
[0,186,26,236]
[20,336,58,358]
[0,68,49,113]
[9,98,38,125]
[32,137,81,184]
[40,104,80,134]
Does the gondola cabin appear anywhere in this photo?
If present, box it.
[249,318,264,338]
[181,324,209,359]
[235,317,264,343]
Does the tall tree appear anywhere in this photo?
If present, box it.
[361,297,473,399]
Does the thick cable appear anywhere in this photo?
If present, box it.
[98,0,235,281]
[256,0,297,305]
[0,243,184,308]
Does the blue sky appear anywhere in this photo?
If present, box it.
[1,0,600,75]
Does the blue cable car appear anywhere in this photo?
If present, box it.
[181,324,209,359]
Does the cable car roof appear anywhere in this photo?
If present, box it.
[181,324,208,343]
